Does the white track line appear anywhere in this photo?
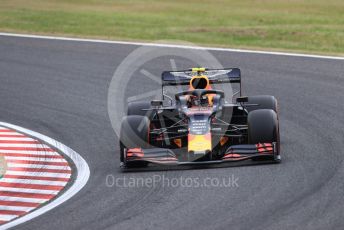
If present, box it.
[3,157,65,162]
[0,144,50,148]
[0,187,59,195]
[7,163,70,170]
[0,32,343,60]
[0,197,49,203]
[0,138,35,141]
[0,122,90,230]
[0,179,67,186]
[5,171,71,178]
[0,150,59,155]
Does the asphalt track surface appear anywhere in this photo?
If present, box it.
[0,35,343,230]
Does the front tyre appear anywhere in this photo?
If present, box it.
[119,115,150,168]
[248,109,280,162]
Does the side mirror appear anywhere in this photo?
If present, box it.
[236,97,248,103]
[151,100,163,107]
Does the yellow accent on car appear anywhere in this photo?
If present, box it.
[191,67,206,72]
[188,135,212,152]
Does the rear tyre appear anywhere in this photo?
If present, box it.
[248,109,280,162]
[120,115,150,168]
[246,95,278,113]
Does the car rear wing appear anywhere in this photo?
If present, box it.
[161,68,241,86]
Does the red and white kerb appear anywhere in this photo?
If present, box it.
[0,126,72,224]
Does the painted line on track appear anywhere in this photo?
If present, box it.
[0,122,90,230]
[0,32,343,60]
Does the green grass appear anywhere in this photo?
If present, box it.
[0,0,343,55]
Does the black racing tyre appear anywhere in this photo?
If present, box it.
[246,95,278,113]
[248,109,278,144]
[127,101,152,118]
[248,109,280,162]
[120,115,150,168]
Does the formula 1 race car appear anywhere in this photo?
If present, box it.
[119,68,280,168]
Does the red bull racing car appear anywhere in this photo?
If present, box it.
[119,68,280,168]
